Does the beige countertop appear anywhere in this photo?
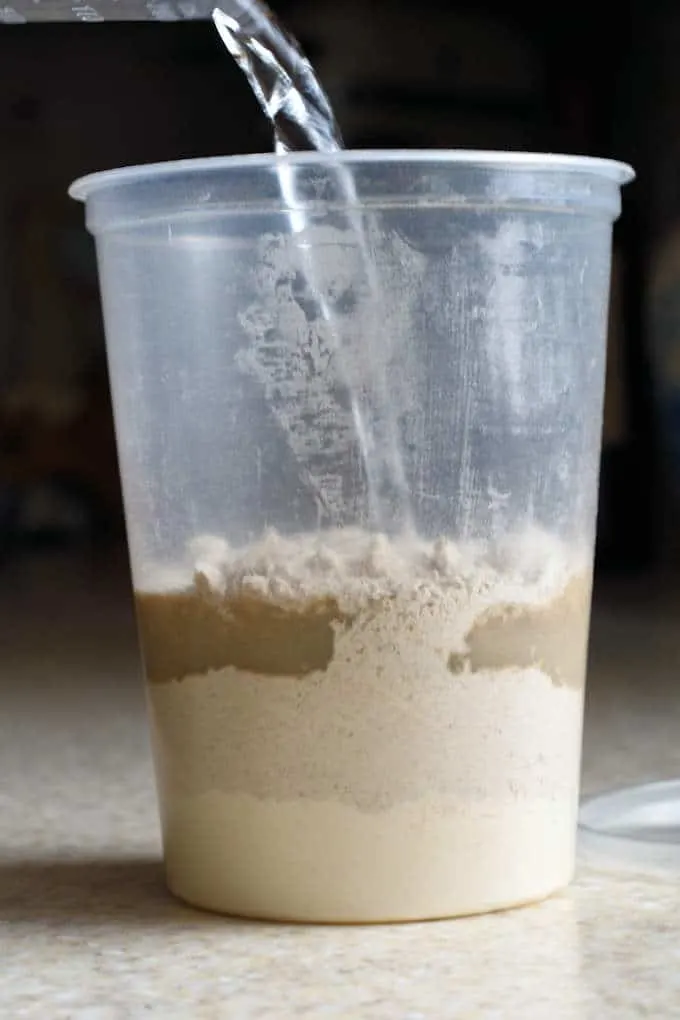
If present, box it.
[1,554,679,1019]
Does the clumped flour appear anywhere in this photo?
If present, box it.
[137,527,591,922]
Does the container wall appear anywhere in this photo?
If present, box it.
[88,158,620,582]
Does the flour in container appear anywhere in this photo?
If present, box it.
[137,527,591,921]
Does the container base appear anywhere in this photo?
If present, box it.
[160,790,576,923]
[165,874,573,925]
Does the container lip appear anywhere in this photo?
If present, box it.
[69,149,635,202]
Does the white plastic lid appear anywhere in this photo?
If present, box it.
[579,780,680,878]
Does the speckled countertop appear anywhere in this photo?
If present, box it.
[1,554,680,1019]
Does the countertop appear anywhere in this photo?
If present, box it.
[1,552,680,1019]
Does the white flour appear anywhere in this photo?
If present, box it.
[139,527,591,921]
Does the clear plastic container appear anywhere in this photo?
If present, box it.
[71,151,633,922]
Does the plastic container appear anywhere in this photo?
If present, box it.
[71,151,633,922]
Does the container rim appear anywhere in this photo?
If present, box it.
[69,149,635,202]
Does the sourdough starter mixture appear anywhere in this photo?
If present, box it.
[137,527,591,921]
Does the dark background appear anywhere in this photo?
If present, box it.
[0,0,673,575]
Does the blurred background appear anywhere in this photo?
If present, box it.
[0,0,673,578]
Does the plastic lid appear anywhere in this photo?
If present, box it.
[579,780,680,878]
